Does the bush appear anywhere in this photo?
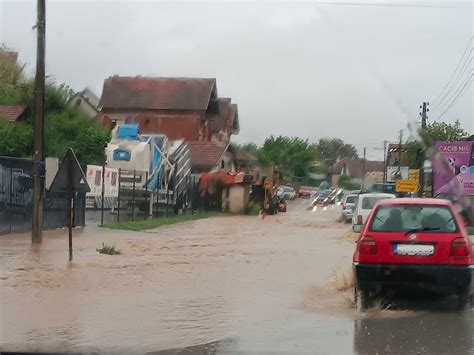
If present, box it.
[247,201,262,215]
[0,120,33,157]
[96,243,121,255]
[338,174,361,190]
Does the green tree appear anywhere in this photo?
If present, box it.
[314,138,358,164]
[338,174,361,190]
[45,110,110,164]
[403,120,469,168]
[259,135,317,177]
[0,120,33,157]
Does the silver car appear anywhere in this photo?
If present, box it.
[341,194,358,223]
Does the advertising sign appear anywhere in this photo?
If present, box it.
[433,141,474,195]
[86,165,119,197]
[386,166,409,182]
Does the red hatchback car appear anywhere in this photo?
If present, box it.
[353,198,474,311]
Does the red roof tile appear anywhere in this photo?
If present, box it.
[189,141,229,170]
[0,105,27,122]
[332,158,384,178]
[99,76,217,111]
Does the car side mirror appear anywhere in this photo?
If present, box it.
[467,226,474,236]
[353,224,362,233]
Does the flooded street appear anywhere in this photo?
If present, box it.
[1,200,473,354]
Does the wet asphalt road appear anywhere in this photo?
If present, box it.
[1,200,473,354]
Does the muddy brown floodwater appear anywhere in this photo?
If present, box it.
[1,200,473,354]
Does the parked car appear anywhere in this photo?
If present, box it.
[353,198,474,311]
[341,194,358,223]
[298,186,314,198]
[352,193,396,232]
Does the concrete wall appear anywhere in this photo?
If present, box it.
[227,184,250,213]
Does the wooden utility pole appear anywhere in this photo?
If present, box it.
[419,102,429,196]
[396,130,403,181]
[362,147,367,190]
[32,0,46,243]
[382,140,388,183]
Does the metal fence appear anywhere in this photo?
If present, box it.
[0,156,86,235]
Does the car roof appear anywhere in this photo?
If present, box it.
[375,198,453,206]
[359,193,395,198]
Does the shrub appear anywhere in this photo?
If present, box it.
[96,243,121,255]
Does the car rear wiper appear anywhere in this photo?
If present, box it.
[404,227,440,236]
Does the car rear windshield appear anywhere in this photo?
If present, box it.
[345,195,357,204]
[369,205,458,233]
[361,196,391,210]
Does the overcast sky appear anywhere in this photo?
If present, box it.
[1,0,473,160]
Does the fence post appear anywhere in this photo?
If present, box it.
[191,180,194,216]
[132,170,136,222]
[9,167,12,233]
[100,164,105,226]
[166,186,169,217]
[117,168,121,223]
[144,171,148,220]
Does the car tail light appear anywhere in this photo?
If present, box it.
[450,238,470,257]
[357,215,363,225]
[359,236,377,254]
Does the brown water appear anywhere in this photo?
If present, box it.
[1,200,473,353]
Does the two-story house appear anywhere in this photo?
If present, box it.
[97,76,239,143]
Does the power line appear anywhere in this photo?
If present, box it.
[436,77,473,121]
[431,36,473,105]
[314,1,470,8]
[432,48,473,109]
[433,70,473,112]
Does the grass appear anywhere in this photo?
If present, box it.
[103,211,225,231]
[96,243,121,255]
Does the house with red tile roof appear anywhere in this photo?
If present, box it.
[331,157,385,186]
[97,76,239,143]
[188,141,236,174]
[0,105,28,122]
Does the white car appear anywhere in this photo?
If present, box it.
[351,193,396,232]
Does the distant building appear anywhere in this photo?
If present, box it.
[234,148,258,173]
[67,88,99,119]
[0,105,28,122]
[188,141,236,174]
[332,158,385,186]
[386,143,408,166]
[97,76,239,143]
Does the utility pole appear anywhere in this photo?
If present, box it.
[382,140,388,183]
[32,0,46,243]
[397,130,403,174]
[419,102,429,196]
[362,147,366,190]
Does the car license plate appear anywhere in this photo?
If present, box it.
[394,244,434,256]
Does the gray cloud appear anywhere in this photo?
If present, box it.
[1,0,472,159]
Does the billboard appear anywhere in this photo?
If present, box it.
[86,165,119,197]
[433,141,474,195]
[386,166,409,182]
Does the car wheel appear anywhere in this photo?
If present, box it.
[457,292,473,310]
[354,287,370,312]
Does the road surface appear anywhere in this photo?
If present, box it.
[0,199,473,353]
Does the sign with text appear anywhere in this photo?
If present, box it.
[386,166,409,182]
[433,141,473,195]
[396,180,420,193]
[86,165,119,197]
[408,169,420,181]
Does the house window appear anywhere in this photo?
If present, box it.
[221,160,225,169]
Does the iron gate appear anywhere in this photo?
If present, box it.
[0,156,86,235]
